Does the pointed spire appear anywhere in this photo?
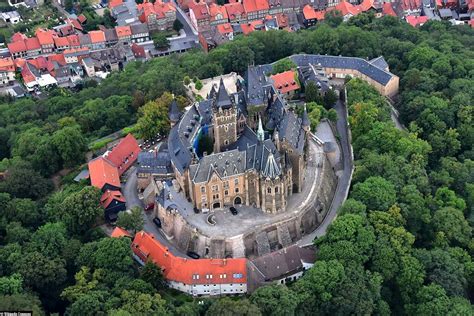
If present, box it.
[215,78,233,109]
[168,99,180,122]
[257,115,264,142]
[262,151,281,179]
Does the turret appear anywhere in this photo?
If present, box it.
[168,99,181,127]
[257,115,264,142]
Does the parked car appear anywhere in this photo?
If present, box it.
[187,251,200,259]
[230,206,238,215]
[144,203,154,212]
[153,217,161,228]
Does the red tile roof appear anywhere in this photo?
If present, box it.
[131,43,147,58]
[54,36,70,48]
[224,2,245,20]
[11,32,27,43]
[111,227,131,238]
[67,18,84,31]
[48,53,67,66]
[242,0,269,13]
[358,0,374,12]
[240,22,256,35]
[209,3,228,21]
[270,70,300,94]
[405,15,428,27]
[8,40,27,54]
[25,37,41,51]
[77,14,87,24]
[275,13,289,28]
[303,5,325,20]
[0,57,15,73]
[67,34,81,47]
[138,1,176,22]
[217,23,233,35]
[21,65,36,84]
[103,134,140,176]
[382,2,397,16]
[35,29,55,46]
[190,2,210,20]
[88,157,121,190]
[332,1,360,16]
[132,231,248,285]
[115,26,132,38]
[89,30,106,44]
[100,189,126,209]
[109,0,124,9]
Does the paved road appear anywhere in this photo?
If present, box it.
[298,98,354,245]
[123,163,189,257]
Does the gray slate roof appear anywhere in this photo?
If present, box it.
[369,56,389,71]
[190,149,247,183]
[250,245,316,281]
[244,64,273,107]
[168,104,201,173]
[214,78,233,109]
[168,100,181,122]
[137,145,173,176]
[289,54,395,86]
[278,111,306,154]
[131,23,149,36]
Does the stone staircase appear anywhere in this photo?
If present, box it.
[256,232,271,256]
[231,237,246,258]
[277,224,292,248]
[210,238,225,258]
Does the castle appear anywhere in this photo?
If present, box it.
[167,76,309,214]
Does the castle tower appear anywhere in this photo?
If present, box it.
[168,99,181,128]
[212,78,237,153]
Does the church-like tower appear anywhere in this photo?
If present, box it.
[212,79,237,153]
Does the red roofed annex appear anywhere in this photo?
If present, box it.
[132,231,248,295]
[270,70,300,96]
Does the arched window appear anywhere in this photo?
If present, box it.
[267,187,271,194]
[275,186,279,193]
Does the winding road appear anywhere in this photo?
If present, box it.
[124,166,188,257]
[297,98,354,246]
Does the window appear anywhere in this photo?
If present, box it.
[193,274,200,280]
[225,126,229,132]
[224,140,229,145]
[225,190,229,196]
[235,188,239,193]
[233,273,243,279]
[267,187,272,194]
[275,187,279,193]
[234,178,239,185]
[224,181,229,189]
[201,186,206,193]
[212,185,218,192]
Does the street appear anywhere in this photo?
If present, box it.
[123,165,189,257]
[297,98,354,245]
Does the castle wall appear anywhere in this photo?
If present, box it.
[162,144,338,258]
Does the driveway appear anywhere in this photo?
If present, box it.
[298,98,354,245]
[123,164,189,257]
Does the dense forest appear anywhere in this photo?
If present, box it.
[0,14,473,315]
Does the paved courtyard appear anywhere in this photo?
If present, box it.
[167,140,325,238]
